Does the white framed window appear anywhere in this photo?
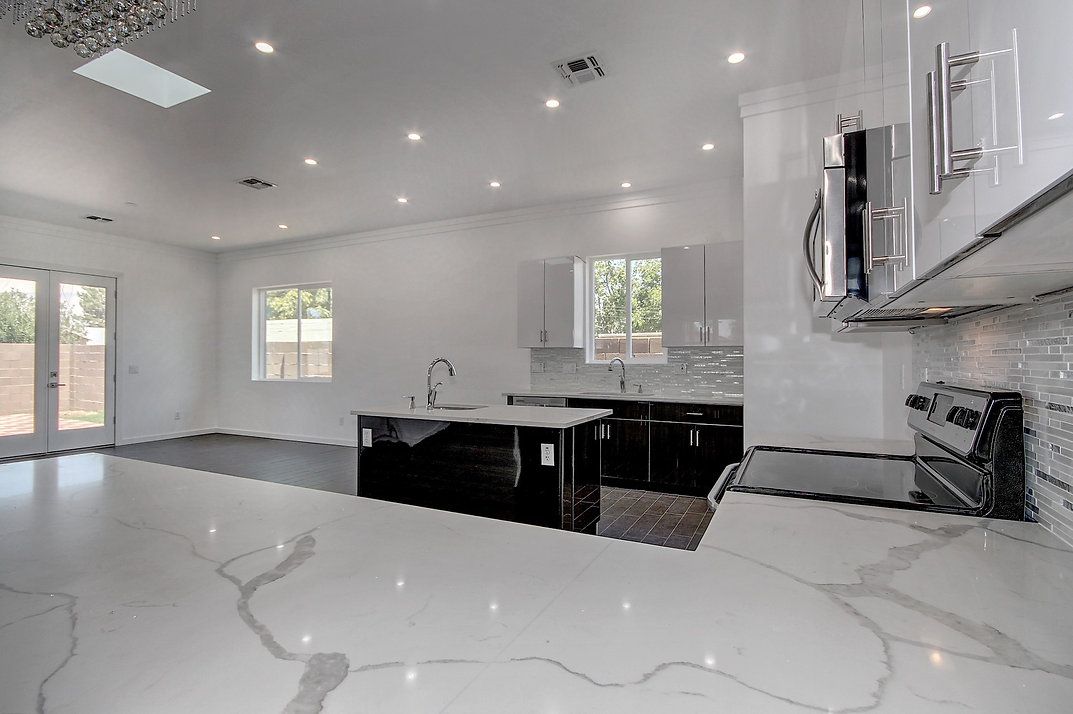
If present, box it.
[588,253,664,364]
[253,284,332,381]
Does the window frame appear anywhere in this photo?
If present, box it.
[253,282,333,382]
[586,252,666,365]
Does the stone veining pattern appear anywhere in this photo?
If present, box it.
[530,346,743,399]
[913,291,1073,547]
[1,454,1071,712]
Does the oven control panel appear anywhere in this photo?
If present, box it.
[905,382,998,458]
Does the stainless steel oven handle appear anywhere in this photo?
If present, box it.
[803,190,823,294]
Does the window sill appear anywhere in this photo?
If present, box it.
[252,377,334,383]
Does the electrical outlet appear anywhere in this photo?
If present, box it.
[531,362,545,374]
[128,365,139,375]
[362,428,373,447]
[173,411,181,421]
[540,443,555,467]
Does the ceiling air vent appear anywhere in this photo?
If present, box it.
[237,176,277,190]
[554,54,605,87]
[84,215,114,222]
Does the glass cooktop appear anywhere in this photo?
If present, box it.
[731,447,969,509]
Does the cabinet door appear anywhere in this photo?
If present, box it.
[517,259,545,348]
[543,257,584,348]
[692,424,743,495]
[648,422,696,493]
[599,419,648,483]
[907,0,979,276]
[660,245,705,347]
[968,1,1073,234]
[703,241,744,345]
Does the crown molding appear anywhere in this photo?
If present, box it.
[217,179,737,263]
[0,214,217,264]
[738,69,888,119]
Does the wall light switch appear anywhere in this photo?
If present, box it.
[561,362,577,374]
[362,428,373,447]
[540,443,555,466]
[531,362,545,374]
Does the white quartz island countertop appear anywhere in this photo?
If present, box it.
[2,453,1072,713]
[349,404,612,428]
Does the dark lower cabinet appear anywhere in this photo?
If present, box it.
[599,419,649,483]
[649,422,743,496]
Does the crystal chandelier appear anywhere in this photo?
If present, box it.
[1,1,196,59]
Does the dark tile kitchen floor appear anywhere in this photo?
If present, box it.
[597,487,714,550]
[5,435,714,550]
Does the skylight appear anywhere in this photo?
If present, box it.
[73,50,210,108]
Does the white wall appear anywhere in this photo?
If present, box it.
[741,78,914,450]
[215,180,742,445]
[0,216,218,444]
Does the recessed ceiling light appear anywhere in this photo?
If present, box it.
[407,132,422,141]
[621,182,632,189]
[545,98,560,109]
[701,142,715,151]
[912,5,932,19]
[211,235,221,241]
[304,157,318,165]
[489,181,501,188]
[254,41,274,54]
[727,52,745,64]
[1048,112,1065,120]
[277,224,288,229]
[397,196,409,204]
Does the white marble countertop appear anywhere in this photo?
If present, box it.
[2,454,1072,713]
[504,390,745,406]
[350,403,612,428]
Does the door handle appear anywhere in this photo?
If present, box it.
[862,199,908,274]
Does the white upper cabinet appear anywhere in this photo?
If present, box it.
[966,0,1073,234]
[704,241,744,346]
[662,242,743,348]
[660,245,706,347]
[517,256,584,349]
[906,0,979,277]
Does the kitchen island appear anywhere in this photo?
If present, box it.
[350,404,611,532]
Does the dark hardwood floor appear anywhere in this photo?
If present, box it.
[5,434,714,550]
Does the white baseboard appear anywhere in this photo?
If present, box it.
[115,428,217,446]
[216,428,356,448]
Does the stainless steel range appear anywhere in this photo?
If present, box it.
[710,382,1025,520]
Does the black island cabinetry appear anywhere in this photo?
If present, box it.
[352,407,607,533]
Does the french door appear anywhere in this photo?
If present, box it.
[0,265,116,459]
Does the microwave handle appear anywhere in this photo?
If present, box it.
[803,190,824,294]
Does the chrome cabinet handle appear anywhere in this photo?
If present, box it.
[685,411,703,416]
[695,428,701,447]
[803,191,824,293]
[931,37,1020,194]
[48,382,66,388]
[862,199,908,273]
[689,428,693,446]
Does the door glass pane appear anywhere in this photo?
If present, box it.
[57,283,107,431]
[592,258,627,361]
[630,258,663,361]
[0,278,37,436]
[299,287,332,379]
[264,288,299,380]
